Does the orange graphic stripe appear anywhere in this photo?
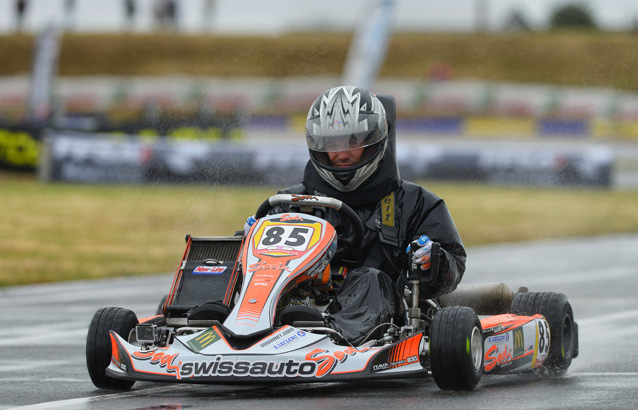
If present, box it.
[138,314,163,324]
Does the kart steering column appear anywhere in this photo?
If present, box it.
[409,279,422,329]
[406,242,441,329]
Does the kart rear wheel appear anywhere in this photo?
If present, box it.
[86,307,138,390]
[429,306,484,390]
[510,292,577,376]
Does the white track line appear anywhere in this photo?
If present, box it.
[0,328,87,347]
[8,384,194,409]
[0,286,164,308]
[0,360,70,372]
[576,309,638,326]
[7,373,638,409]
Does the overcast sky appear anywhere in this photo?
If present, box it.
[1,0,638,34]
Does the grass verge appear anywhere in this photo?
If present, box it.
[2,32,638,90]
[1,175,637,286]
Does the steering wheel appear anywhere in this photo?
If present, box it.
[254,194,364,260]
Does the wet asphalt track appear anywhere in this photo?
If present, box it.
[1,234,637,409]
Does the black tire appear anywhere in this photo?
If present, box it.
[86,307,138,390]
[429,306,484,390]
[510,292,577,376]
[155,294,169,316]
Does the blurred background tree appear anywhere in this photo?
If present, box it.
[550,3,597,29]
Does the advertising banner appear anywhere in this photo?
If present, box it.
[41,131,613,188]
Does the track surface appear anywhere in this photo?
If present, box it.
[1,235,637,409]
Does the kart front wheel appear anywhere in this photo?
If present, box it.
[86,307,138,390]
[429,306,484,390]
[510,292,578,376]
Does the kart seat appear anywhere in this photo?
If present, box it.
[279,305,324,326]
[187,301,230,326]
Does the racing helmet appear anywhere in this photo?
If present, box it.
[305,86,388,192]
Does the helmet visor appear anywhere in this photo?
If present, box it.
[306,114,387,153]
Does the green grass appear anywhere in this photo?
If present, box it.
[0,177,270,286]
[2,174,637,287]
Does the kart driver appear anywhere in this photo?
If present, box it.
[250,86,466,344]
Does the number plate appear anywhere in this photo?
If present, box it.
[254,221,321,253]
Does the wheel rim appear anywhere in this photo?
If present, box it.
[470,326,482,371]
[562,314,573,358]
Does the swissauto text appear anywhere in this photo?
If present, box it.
[179,357,317,378]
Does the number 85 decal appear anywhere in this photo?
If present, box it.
[259,225,313,251]
[537,319,551,356]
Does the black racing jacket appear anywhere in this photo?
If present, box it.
[277,180,466,299]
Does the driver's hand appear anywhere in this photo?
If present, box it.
[406,235,433,270]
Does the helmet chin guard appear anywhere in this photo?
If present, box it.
[310,139,387,192]
[305,86,388,192]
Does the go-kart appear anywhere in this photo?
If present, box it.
[86,194,579,391]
